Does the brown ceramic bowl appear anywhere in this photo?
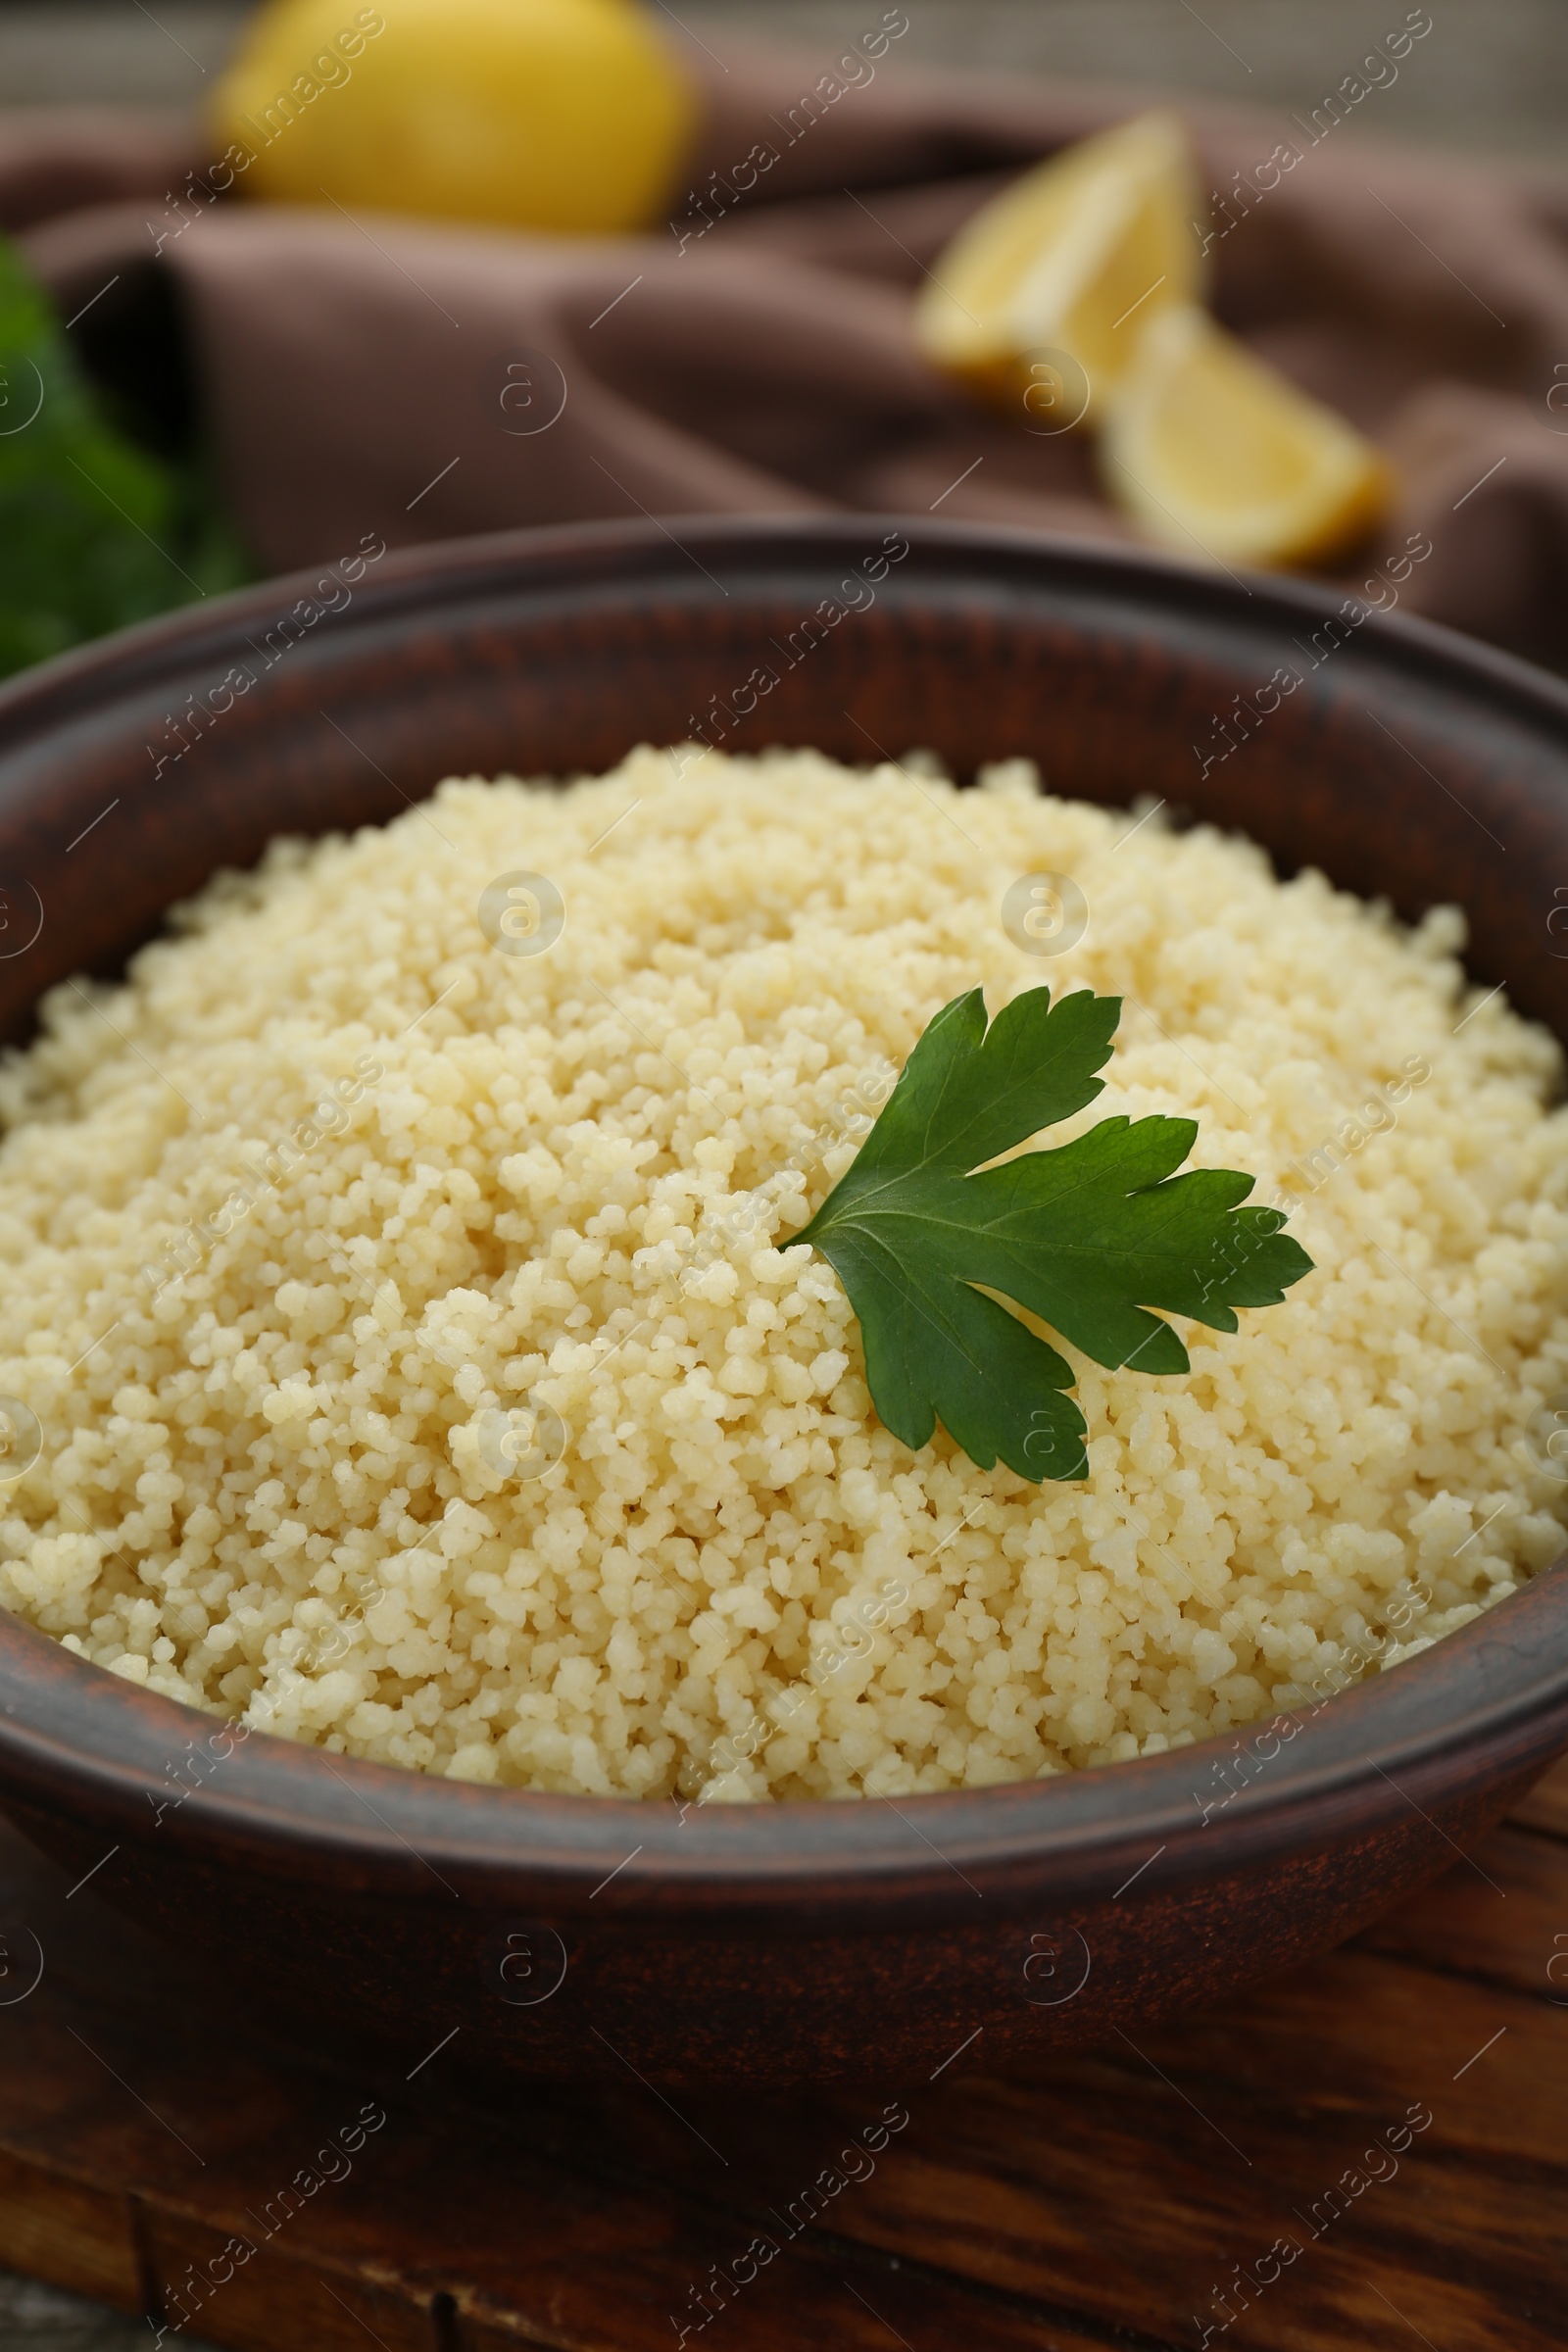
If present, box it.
[0,517,1565,2087]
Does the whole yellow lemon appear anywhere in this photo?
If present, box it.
[209,0,700,234]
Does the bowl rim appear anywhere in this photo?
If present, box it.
[2,514,1567,1925]
[4,508,1568,751]
[2,1575,1564,1920]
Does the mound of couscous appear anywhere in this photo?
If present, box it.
[1,747,1565,1798]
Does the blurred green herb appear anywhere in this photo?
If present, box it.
[791,985,1313,1482]
[0,234,251,680]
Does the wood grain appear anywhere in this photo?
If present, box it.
[2,1758,1565,2352]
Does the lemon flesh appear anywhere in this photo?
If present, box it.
[914,109,1202,425]
[1102,305,1392,571]
[210,0,699,235]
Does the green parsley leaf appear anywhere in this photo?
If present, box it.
[789,986,1313,1482]
[0,233,251,680]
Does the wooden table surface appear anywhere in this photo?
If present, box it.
[2,1761,1566,2352]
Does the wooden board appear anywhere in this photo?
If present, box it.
[2,1763,1566,2352]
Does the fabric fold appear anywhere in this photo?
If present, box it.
[3,38,1567,663]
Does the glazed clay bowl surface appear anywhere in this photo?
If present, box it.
[0,517,1565,2087]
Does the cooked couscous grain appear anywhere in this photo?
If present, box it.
[1,747,1565,1797]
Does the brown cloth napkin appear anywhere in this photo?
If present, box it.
[6,41,1568,667]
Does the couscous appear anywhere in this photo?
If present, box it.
[0,747,1563,1798]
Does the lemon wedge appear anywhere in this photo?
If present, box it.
[914,109,1202,425]
[210,0,699,236]
[1101,304,1391,570]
